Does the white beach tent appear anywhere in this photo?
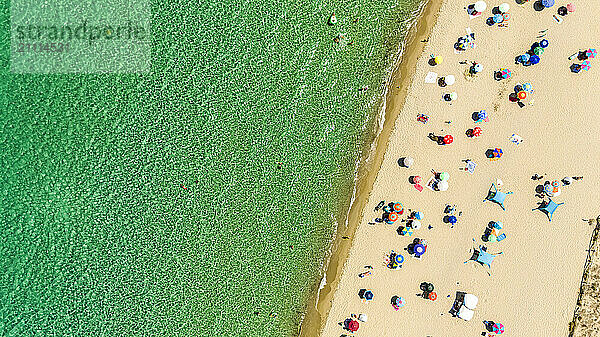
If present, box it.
[458,305,474,321]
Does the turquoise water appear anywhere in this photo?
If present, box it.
[0,0,423,335]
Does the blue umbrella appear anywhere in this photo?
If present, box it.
[414,211,423,220]
[542,0,555,8]
[364,290,374,300]
[395,296,405,307]
[477,110,488,120]
[395,254,404,264]
[448,216,458,224]
[520,54,530,63]
[540,39,549,48]
[493,14,504,23]
[530,55,540,65]
[414,244,426,256]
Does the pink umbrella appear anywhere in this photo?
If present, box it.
[586,49,597,59]
[581,60,591,71]
[501,68,512,79]
[566,3,576,12]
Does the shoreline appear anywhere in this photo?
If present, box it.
[297,1,444,335]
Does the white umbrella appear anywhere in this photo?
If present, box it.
[474,1,487,12]
[411,220,422,230]
[499,3,510,13]
[444,75,455,85]
[437,180,449,191]
[403,157,414,168]
[358,314,368,322]
[464,294,479,310]
[562,176,573,185]
[449,92,458,100]
[458,305,474,321]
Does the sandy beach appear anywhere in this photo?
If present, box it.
[313,0,600,336]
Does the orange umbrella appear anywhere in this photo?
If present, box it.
[388,212,398,222]
[393,202,403,213]
[429,292,437,301]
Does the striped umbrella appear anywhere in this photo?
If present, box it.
[587,48,597,59]
[395,296,406,307]
[501,68,512,79]
[492,322,505,334]
[493,148,503,158]
[581,60,591,71]
[472,127,482,137]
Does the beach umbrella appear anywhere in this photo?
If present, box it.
[472,127,482,137]
[553,187,562,197]
[437,180,449,191]
[567,3,576,12]
[434,56,443,65]
[395,254,405,264]
[551,180,560,187]
[530,55,540,64]
[393,202,403,213]
[518,91,527,100]
[582,60,591,71]
[411,220,422,230]
[542,0,554,8]
[388,212,399,222]
[439,172,450,181]
[445,75,455,85]
[493,148,503,158]
[477,110,488,120]
[465,160,477,174]
[493,14,504,23]
[544,184,554,195]
[413,176,422,184]
[502,13,511,21]
[499,3,510,13]
[540,39,549,48]
[474,1,487,12]
[428,292,437,301]
[520,54,530,63]
[414,244,426,256]
[414,211,424,220]
[401,227,414,236]
[358,314,368,322]
[348,320,360,332]
[449,92,458,100]
[587,49,597,59]
[534,47,544,55]
[364,290,374,301]
[488,234,498,242]
[492,323,505,334]
[448,215,458,224]
[443,135,454,144]
[523,82,533,92]
[404,156,414,167]
[563,176,573,185]
[501,68,512,79]
[395,296,406,307]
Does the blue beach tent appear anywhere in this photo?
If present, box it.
[532,199,564,221]
[484,183,513,210]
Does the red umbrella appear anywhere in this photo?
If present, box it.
[443,135,454,144]
[348,320,359,332]
[388,212,398,222]
[413,176,422,184]
[472,127,482,137]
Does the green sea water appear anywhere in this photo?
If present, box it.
[0,0,423,335]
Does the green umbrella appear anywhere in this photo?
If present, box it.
[534,47,544,55]
[439,172,450,181]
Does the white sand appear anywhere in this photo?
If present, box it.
[319,1,600,336]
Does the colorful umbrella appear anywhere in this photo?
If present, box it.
[520,54,530,63]
[542,0,554,8]
[540,39,549,48]
[492,323,505,334]
[473,63,483,73]
[493,14,504,23]
[518,91,527,100]
[443,135,454,144]
[502,13,511,21]
[401,227,414,236]
[413,176,422,184]
[393,202,403,213]
[523,82,533,92]
[472,127,482,137]
[428,292,437,301]
[395,254,405,264]
[388,212,398,222]
[348,320,360,332]
[448,215,458,224]
[582,60,591,71]
[414,211,424,220]
[587,48,597,59]
[534,47,544,56]
[364,290,374,300]
[551,180,560,187]
[567,3,576,12]
[544,184,554,195]
[530,55,540,64]
[501,68,511,79]
[414,244,426,256]
[395,296,406,307]
[493,148,503,158]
